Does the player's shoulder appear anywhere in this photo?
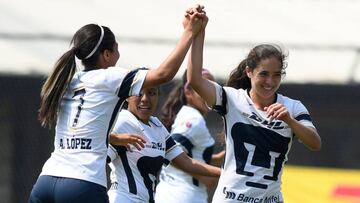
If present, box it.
[176,106,205,127]
[277,93,302,106]
[277,93,308,114]
[75,67,129,86]
[115,109,141,128]
[178,106,203,120]
[222,86,247,99]
[149,116,170,136]
[149,116,164,127]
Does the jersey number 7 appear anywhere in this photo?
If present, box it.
[72,88,86,128]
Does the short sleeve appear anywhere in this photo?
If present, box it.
[103,67,148,98]
[293,101,316,129]
[171,117,209,148]
[211,81,227,116]
[117,69,148,99]
[164,135,183,161]
[127,69,148,96]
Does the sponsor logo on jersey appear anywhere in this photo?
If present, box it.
[223,187,280,203]
[144,142,165,151]
[243,112,285,130]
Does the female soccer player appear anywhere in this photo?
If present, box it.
[28,6,206,203]
[155,70,224,203]
[186,8,321,203]
[106,85,221,203]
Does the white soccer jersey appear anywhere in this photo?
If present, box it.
[107,109,183,203]
[40,67,148,187]
[211,83,316,203]
[155,105,215,203]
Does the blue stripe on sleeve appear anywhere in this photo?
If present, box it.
[117,69,139,98]
[295,114,312,122]
[213,87,227,116]
[171,133,200,186]
[165,136,177,152]
[171,133,194,155]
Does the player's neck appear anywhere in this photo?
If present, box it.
[248,89,276,111]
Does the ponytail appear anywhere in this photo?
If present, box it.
[226,59,251,89]
[159,84,186,131]
[38,24,117,129]
[38,48,77,128]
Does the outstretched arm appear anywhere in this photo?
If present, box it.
[186,10,217,107]
[171,152,221,177]
[142,5,205,88]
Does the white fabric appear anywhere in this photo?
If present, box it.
[40,67,148,187]
[211,83,316,202]
[108,109,183,203]
[155,105,215,203]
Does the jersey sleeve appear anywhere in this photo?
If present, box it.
[211,81,228,116]
[164,134,183,162]
[105,67,148,98]
[172,117,210,149]
[293,101,316,129]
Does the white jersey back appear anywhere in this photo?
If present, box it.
[107,110,183,203]
[40,67,148,187]
[156,105,215,203]
[211,83,316,203]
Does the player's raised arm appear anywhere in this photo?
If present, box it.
[142,5,205,89]
[186,10,217,107]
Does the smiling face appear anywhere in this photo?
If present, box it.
[247,57,283,104]
[127,87,159,124]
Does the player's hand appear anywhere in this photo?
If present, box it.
[183,4,206,35]
[186,5,208,32]
[264,103,291,123]
[110,133,146,152]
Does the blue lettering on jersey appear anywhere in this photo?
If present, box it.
[223,187,280,202]
[249,112,284,130]
[145,142,165,151]
[59,138,92,149]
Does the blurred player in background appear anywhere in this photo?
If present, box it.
[155,69,224,203]
[186,6,321,203]
[107,82,221,203]
[28,5,205,202]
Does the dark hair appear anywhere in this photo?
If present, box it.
[226,44,287,89]
[158,71,189,131]
[159,69,214,131]
[38,24,116,128]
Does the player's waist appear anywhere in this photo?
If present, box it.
[109,182,151,201]
[214,185,283,203]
